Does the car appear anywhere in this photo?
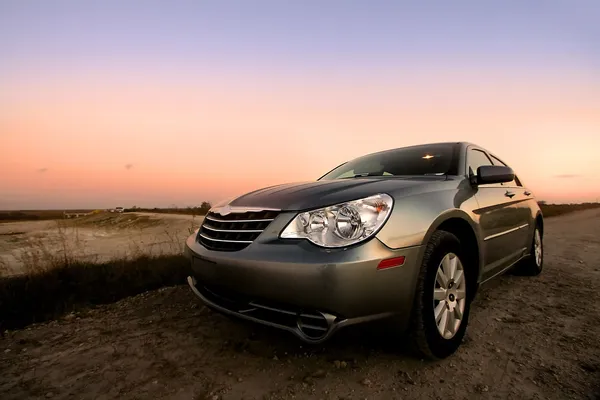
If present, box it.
[184,142,544,359]
[114,207,124,213]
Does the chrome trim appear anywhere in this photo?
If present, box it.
[202,224,263,233]
[249,301,297,316]
[199,207,281,251]
[484,223,529,241]
[198,233,253,244]
[300,313,325,320]
[205,215,275,223]
[479,249,528,284]
[298,323,328,331]
[210,206,281,215]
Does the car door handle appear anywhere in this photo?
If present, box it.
[505,191,515,198]
[524,191,531,196]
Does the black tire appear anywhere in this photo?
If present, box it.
[514,225,543,276]
[409,230,472,359]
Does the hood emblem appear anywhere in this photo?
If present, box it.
[216,205,232,216]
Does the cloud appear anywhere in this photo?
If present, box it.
[125,164,134,170]
[554,174,581,179]
[37,168,48,173]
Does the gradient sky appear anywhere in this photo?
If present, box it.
[1,0,599,209]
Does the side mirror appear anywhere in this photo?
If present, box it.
[476,165,514,185]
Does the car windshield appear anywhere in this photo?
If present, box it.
[319,143,458,180]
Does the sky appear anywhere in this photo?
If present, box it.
[1,0,599,209]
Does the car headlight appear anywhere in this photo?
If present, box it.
[280,194,394,248]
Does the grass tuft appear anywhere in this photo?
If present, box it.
[0,254,190,331]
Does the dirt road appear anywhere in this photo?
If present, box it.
[1,210,599,399]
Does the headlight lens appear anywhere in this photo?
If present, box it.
[280,193,394,248]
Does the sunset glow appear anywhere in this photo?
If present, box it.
[1,1,599,209]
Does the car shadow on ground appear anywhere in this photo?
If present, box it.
[185,267,529,363]
[160,272,518,370]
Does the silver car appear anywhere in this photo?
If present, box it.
[184,142,544,359]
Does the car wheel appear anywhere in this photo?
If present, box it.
[515,225,543,276]
[409,230,472,359]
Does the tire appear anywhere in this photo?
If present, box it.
[514,224,543,276]
[409,230,472,359]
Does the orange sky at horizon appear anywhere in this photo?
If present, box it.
[1,70,600,209]
[2,0,600,209]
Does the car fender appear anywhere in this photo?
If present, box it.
[524,204,544,245]
[376,187,479,245]
[422,208,483,248]
[376,187,484,273]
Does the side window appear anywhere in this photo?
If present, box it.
[467,149,494,177]
[489,155,520,186]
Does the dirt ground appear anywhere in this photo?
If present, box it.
[1,209,599,400]
[0,213,201,276]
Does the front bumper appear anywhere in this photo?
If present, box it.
[184,217,423,343]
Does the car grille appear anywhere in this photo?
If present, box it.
[197,209,279,251]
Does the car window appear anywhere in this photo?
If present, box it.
[319,143,459,180]
[489,155,520,186]
[467,149,493,177]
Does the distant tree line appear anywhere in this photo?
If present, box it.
[124,202,212,215]
[0,210,68,221]
[536,201,600,218]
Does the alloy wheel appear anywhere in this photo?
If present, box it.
[534,229,542,267]
[433,252,467,339]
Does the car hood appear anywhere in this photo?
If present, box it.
[226,177,447,211]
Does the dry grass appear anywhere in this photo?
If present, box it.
[125,203,211,215]
[0,214,200,277]
[0,210,89,222]
[64,212,162,230]
[9,222,90,274]
[0,217,200,330]
[539,202,600,218]
[0,206,210,222]
[0,254,190,331]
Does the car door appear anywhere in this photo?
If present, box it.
[487,153,534,253]
[467,146,526,279]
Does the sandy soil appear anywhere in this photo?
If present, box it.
[1,210,599,400]
[0,213,202,276]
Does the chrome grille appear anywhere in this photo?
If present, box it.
[197,209,279,251]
